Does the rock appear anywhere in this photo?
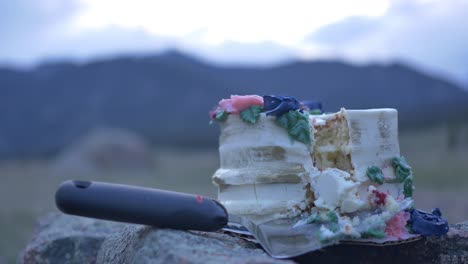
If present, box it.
[20,214,468,264]
[97,225,292,264]
[20,214,291,264]
[19,213,126,264]
[53,127,154,173]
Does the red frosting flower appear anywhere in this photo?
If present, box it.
[218,95,263,114]
[372,190,387,206]
[385,211,410,239]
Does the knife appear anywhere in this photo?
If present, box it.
[55,180,228,232]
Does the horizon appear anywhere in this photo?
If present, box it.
[1,49,467,92]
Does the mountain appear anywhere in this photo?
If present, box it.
[1,51,467,158]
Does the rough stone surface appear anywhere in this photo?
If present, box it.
[97,225,292,264]
[19,213,126,264]
[20,214,468,264]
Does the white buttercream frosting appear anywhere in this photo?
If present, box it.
[313,168,364,212]
[213,114,315,221]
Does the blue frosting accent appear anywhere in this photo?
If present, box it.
[409,208,449,236]
[263,95,300,117]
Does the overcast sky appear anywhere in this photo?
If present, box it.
[1,0,467,87]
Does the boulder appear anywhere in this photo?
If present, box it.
[20,214,290,264]
[53,127,154,173]
[20,213,468,264]
[19,214,126,264]
[97,225,291,264]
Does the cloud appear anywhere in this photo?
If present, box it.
[0,0,82,65]
[42,27,171,62]
[0,0,79,33]
[306,0,468,85]
[74,0,390,46]
[0,1,173,66]
[0,0,466,87]
[308,17,382,45]
[186,41,295,66]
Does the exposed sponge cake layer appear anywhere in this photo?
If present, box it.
[313,109,400,182]
[313,111,352,172]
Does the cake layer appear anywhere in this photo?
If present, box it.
[214,159,310,183]
[218,183,306,215]
[313,108,400,182]
[219,114,315,172]
[214,114,314,218]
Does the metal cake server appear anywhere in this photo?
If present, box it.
[224,214,337,258]
[223,214,421,259]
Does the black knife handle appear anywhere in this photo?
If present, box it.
[55,180,228,231]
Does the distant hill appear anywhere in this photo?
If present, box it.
[1,51,468,158]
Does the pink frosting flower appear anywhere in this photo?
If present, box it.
[385,211,411,239]
[218,95,263,114]
[209,106,221,120]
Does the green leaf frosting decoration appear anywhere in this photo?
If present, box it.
[307,211,338,224]
[403,175,414,197]
[362,229,386,239]
[309,109,322,115]
[306,214,319,224]
[240,105,263,124]
[275,110,311,145]
[325,211,339,224]
[392,156,412,182]
[366,166,385,185]
[276,113,290,128]
[215,110,229,122]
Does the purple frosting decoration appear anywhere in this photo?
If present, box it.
[409,208,449,236]
[263,95,301,117]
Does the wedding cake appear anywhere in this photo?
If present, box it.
[211,95,416,239]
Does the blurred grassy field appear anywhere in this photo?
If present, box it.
[1,124,468,263]
[0,149,219,263]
